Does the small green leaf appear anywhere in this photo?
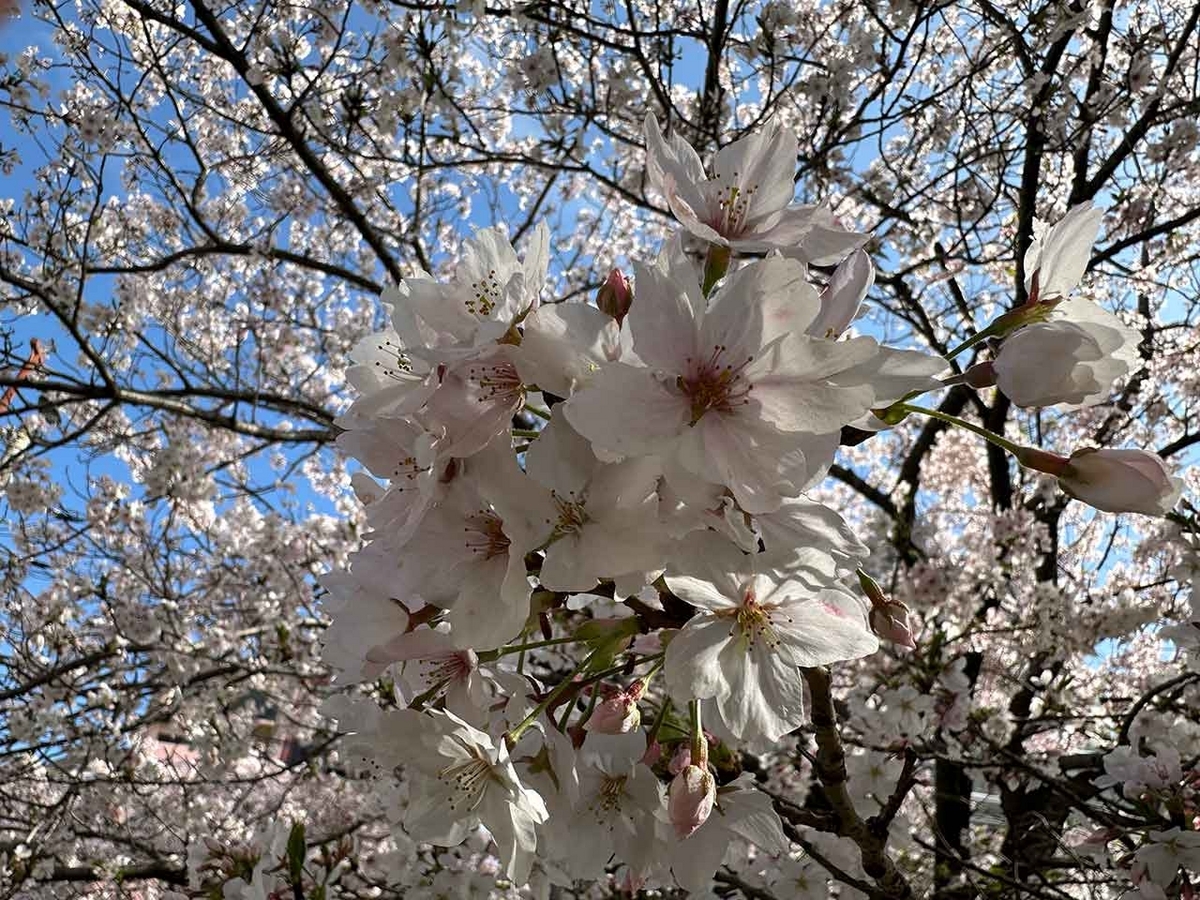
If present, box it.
[286,821,306,884]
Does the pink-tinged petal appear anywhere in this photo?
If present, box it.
[629,258,701,373]
[524,414,596,498]
[564,363,689,457]
[448,551,530,649]
[669,804,734,893]
[538,536,599,593]
[993,323,1099,407]
[644,113,709,214]
[544,510,665,593]
[757,496,870,568]
[664,182,730,245]
[399,277,479,346]
[1023,202,1103,298]
[717,778,789,855]
[469,437,557,549]
[680,414,799,514]
[748,336,876,433]
[833,346,947,406]
[773,588,880,667]
[714,640,802,743]
[664,616,736,701]
[774,205,871,265]
[364,627,457,664]
[520,220,551,303]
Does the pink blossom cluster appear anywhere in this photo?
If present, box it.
[317,116,1190,893]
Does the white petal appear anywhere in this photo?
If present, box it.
[564,363,689,457]
[524,414,597,498]
[513,302,618,398]
[664,617,735,702]
[629,258,700,373]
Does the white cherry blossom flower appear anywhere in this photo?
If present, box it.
[565,253,881,513]
[560,732,666,882]
[386,222,550,367]
[318,566,409,684]
[372,708,549,884]
[524,415,666,593]
[512,301,621,399]
[765,854,829,900]
[363,626,491,721]
[993,297,1140,408]
[1133,827,1200,887]
[663,532,878,744]
[422,346,528,458]
[370,438,554,648]
[644,115,867,263]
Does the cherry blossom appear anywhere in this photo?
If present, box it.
[1058,448,1183,516]
[369,708,549,883]
[662,532,878,744]
[644,114,867,262]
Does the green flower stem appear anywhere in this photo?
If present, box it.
[895,402,1027,458]
[689,699,706,766]
[943,326,998,362]
[506,650,598,747]
[944,303,1053,360]
[512,428,541,439]
[478,635,578,663]
[646,696,673,746]
[577,653,664,690]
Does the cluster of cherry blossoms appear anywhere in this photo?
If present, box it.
[318,115,1187,890]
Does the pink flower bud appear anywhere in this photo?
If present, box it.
[596,268,632,324]
[858,570,917,650]
[585,691,641,734]
[869,601,917,650]
[962,361,997,390]
[640,740,662,767]
[668,765,716,839]
[1059,448,1183,516]
[668,744,692,775]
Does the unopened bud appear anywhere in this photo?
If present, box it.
[585,689,642,734]
[640,739,662,767]
[596,268,632,323]
[668,764,716,839]
[668,744,692,775]
[962,361,997,390]
[1058,448,1183,516]
[859,569,916,650]
[869,600,916,650]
